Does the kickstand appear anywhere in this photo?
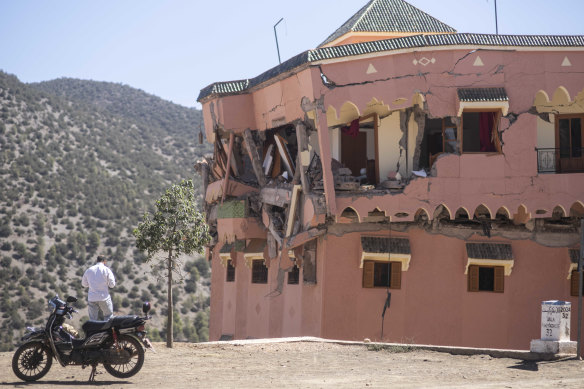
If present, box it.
[88,364,98,382]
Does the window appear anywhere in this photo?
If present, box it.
[251,260,268,284]
[226,260,235,282]
[556,115,584,173]
[287,264,299,285]
[570,270,584,296]
[462,111,501,153]
[422,117,459,168]
[468,265,504,292]
[362,260,401,289]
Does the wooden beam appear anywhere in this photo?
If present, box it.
[243,129,267,187]
[284,228,326,250]
[295,121,310,194]
[285,185,302,237]
[316,111,337,216]
[274,134,295,178]
[221,132,234,204]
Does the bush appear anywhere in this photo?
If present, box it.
[121,297,130,308]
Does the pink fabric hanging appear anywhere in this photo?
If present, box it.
[479,112,496,152]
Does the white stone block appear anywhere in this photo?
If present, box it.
[530,339,577,354]
[540,300,571,341]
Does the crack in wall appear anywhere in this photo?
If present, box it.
[318,64,430,90]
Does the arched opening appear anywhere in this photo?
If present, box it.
[552,205,566,219]
[414,208,429,223]
[455,207,470,220]
[340,207,360,222]
[495,207,511,221]
[433,204,452,221]
[474,204,492,220]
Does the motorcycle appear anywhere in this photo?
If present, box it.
[12,295,154,382]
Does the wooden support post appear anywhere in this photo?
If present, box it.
[243,129,267,187]
[316,111,337,216]
[295,121,310,194]
[286,185,302,237]
[221,132,234,204]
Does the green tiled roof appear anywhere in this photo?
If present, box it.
[361,237,411,254]
[466,243,513,260]
[457,88,508,102]
[198,33,584,102]
[319,0,456,47]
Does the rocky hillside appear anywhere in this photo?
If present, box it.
[0,71,212,351]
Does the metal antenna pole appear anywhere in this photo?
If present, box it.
[578,219,584,359]
[274,18,284,64]
[494,0,499,35]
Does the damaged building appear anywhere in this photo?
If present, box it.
[195,0,584,350]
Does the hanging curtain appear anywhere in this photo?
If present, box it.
[341,119,360,138]
[479,112,496,152]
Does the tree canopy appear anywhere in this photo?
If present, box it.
[133,179,210,348]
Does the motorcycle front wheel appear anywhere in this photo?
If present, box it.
[12,342,53,382]
[103,335,145,378]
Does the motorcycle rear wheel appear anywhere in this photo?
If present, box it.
[103,335,144,378]
[12,342,53,382]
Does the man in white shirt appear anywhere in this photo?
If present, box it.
[82,255,116,321]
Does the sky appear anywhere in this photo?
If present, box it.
[1,0,582,108]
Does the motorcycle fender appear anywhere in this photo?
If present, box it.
[124,333,153,352]
[21,330,46,342]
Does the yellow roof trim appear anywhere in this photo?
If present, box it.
[360,252,411,271]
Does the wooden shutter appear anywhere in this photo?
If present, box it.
[363,261,374,288]
[390,262,402,289]
[494,266,505,293]
[493,111,502,153]
[468,265,479,292]
[571,270,580,296]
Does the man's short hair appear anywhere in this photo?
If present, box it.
[97,255,106,262]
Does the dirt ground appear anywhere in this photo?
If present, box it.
[2,340,584,388]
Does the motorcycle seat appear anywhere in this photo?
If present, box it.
[82,315,142,335]
[82,320,112,334]
[111,315,141,328]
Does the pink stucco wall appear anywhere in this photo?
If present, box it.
[204,45,584,350]
[318,231,577,350]
[211,230,582,352]
[209,250,322,340]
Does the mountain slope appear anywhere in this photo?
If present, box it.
[0,71,212,350]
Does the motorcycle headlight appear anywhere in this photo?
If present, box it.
[48,300,56,312]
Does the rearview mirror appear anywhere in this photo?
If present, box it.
[66,296,78,303]
[142,302,151,314]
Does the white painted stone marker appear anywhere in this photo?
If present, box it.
[530,300,576,354]
[540,300,570,341]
